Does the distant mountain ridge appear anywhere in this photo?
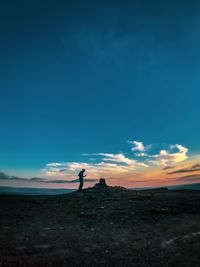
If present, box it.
[0,183,200,195]
[0,186,75,195]
[167,183,200,190]
[132,183,200,191]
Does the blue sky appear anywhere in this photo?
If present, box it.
[0,0,200,187]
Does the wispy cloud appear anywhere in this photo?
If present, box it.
[30,177,98,184]
[169,164,200,174]
[0,172,98,184]
[0,172,25,181]
[149,144,188,166]
[46,163,64,167]
[128,140,152,157]
[134,152,148,157]
[97,153,148,167]
[176,174,200,182]
[129,141,145,152]
[163,166,175,170]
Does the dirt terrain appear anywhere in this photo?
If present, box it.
[0,182,200,267]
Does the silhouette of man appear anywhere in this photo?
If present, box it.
[78,169,86,191]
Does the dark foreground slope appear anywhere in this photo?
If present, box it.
[0,183,200,267]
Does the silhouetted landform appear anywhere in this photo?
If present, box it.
[1,179,200,266]
[132,182,200,191]
[0,186,75,195]
[168,182,200,190]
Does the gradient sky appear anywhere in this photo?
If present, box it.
[1,0,200,188]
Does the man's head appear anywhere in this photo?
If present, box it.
[82,169,85,172]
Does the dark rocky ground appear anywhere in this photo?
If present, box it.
[0,182,200,267]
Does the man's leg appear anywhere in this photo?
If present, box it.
[78,179,83,191]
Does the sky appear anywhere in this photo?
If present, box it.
[0,0,200,189]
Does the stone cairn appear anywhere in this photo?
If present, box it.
[94,178,107,188]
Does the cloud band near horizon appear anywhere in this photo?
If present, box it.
[1,140,200,188]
